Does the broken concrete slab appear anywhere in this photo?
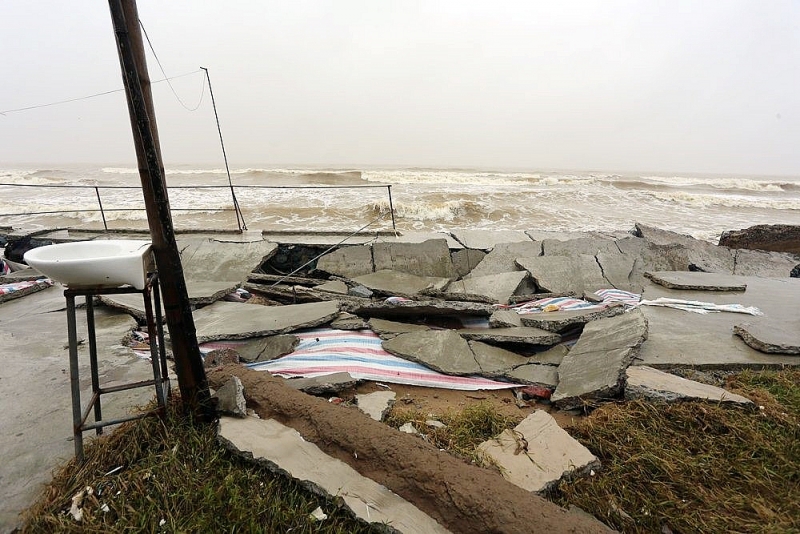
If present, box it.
[638,276,800,368]
[625,366,753,404]
[213,376,247,417]
[465,241,542,279]
[375,231,462,249]
[477,411,599,493]
[234,335,300,363]
[354,299,495,319]
[506,363,559,388]
[468,341,531,376]
[367,318,431,338]
[516,255,607,294]
[218,417,450,533]
[489,309,522,328]
[541,237,619,257]
[177,237,278,282]
[451,248,487,278]
[634,223,735,273]
[372,239,456,279]
[446,271,528,304]
[595,251,640,292]
[551,309,648,409]
[459,327,561,347]
[450,229,532,250]
[283,372,359,395]
[733,323,800,355]
[330,312,369,330]
[524,345,569,366]
[382,330,482,375]
[519,303,627,333]
[356,391,396,421]
[314,280,349,295]
[315,246,374,278]
[644,271,747,291]
[352,269,450,298]
[192,300,340,343]
[100,280,239,321]
[0,267,46,283]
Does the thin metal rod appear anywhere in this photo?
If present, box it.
[94,187,109,231]
[201,66,246,232]
[387,185,396,231]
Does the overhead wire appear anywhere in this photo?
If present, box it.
[0,70,202,116]
[138,18,205,111]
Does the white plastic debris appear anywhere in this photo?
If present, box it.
[309,506,328,521]
[68,489,86,522]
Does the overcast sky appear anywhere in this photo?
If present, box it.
[1,1,798,174]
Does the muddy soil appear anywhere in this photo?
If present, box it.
[209,365,608,534]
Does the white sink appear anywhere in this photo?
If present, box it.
[24,240,153,290]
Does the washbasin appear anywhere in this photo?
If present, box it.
[24,240,153,290]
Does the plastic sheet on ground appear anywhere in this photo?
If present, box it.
[639,297,763,315]
[247,328,522,390]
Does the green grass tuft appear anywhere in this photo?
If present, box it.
[22,400,377,533]
[553,369,800,533]
[385,401,522,465]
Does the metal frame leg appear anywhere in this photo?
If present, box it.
[85,297,103,435]
[66,295,84,463]
[143,283,166,408]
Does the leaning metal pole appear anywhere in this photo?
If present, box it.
[108,0,213,421]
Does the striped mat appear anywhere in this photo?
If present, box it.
[247,328,521,391]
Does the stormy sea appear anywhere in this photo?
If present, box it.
[2,165,799,242]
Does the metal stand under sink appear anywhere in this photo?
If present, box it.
[64,272,170,462]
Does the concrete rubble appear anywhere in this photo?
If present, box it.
[4,222,800,532]
[445,271,528,304]
[733,323,800,355]
[520,303,627,333]
[551,310,648,409]
[356,391,397,421]
[191,300,340,343]
[213,376,247,417]
[625,366,753,404]
[219,416,451,533]
[644,271,747,291]
[478,411,600,493]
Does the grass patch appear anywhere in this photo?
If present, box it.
[553,369,800,533]
[385,401,522,465]
[22,400,377,533]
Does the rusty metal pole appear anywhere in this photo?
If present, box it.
[108,0,213,421]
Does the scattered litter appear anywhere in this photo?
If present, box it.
[159,518,166,527]
[68,488,86,522]
[101,503,110,513]
[425,420,446,429]
[309,506,328,521]
[224,288,252,302]
[328,397,344,404]
[0,278,53,297]
[384,296,412,304]
[104,465,123,476]
[640,297,763,315]
[375,382,391,389]
[399,422,418,434]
